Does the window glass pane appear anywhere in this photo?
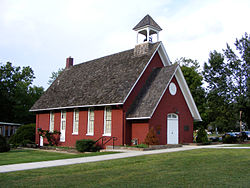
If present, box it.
[73,110,79,133]
[104,107,112,134]
[50,112,54,132]
[87,108,94,134]
[74,121,79,133]
[62,121,66,130]
[106,121,111,134]
[62,111,66,119]
[75,111,79,121]
[89,121,94,133]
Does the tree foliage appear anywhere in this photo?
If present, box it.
[144,127,159,145]
[176,58,206,129]
[196,127,208,144]
[47,68,64,85]
[9,124,36,147]
[203,33,250,131]
[37,128,61,146]
[0,62,44,124]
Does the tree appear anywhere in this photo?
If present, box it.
[48,68,64,85]
[0,62,44,124]
[176,58,206,129]
[223,33,250,128]
[203,33,250,131]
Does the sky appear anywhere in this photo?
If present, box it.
[0,0,249,89]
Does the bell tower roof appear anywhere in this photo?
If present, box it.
[133,14,162,31]
[133,15,162,44]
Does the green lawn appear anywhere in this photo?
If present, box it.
[0,149,116,165]
[229,144,250,147]
[1,149,250,187]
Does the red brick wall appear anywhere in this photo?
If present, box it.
[35,107,123,147]
[124,52,164,111]
[131,123,149,144]
[149,76,193,144]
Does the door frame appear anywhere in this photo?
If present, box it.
[167,113,179,144]
[60,110,66,142]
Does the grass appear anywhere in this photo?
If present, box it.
[1,149,250,187]
[228,143,250,147]
[122,144,149,148]
[0,149,116,165]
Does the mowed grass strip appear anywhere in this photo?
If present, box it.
[228,144,250,147]
[1,149,250,187]
[0,149,117,165]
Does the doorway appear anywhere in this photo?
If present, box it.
[167,113,179,144]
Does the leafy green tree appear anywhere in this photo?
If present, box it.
[176,58,206,129]
[48,68,64,85]
[203,33,250,131]
[223,33,250,128]
[203,51,235,132]
[0,62,44,124]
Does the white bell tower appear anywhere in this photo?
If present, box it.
[133,14,162,44]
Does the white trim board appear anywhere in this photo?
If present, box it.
[175,66,202,121]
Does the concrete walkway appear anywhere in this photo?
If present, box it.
[0,144,249,173]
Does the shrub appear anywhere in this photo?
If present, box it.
[0,135,10,152]
[9,124,36,147]
[134,144,148,148]
[38,129,60,146]
[144,127,159,145]
[196,128,209,144]
[75,139,100,152]
[222,135,238,144]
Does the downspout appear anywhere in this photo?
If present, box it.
[123,110,126,146]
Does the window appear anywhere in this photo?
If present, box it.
[167,114,178,119]
[73,109,79,134]
[103,107,112,136]
[60,111,66,142]
[61,111,66,131]
[87,108,94,135]
[50,112,54,132]
[184,125,189,131]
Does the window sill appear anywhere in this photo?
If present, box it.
[102,133,111,137]
[72,133,78,135]
[86,133,94,136]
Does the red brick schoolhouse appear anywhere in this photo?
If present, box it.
[30,15,201,147]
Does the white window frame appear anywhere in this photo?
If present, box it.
[86,108,94,136]
[60,110,67,142]
[103,106,112,136]
[49,112,54,132]
[72,109,79,135]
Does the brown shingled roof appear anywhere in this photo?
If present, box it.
[30,42,160,111]
[126,64,178,119]
[133,14,162,31]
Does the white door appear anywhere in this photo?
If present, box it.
[60,111,66,142]
[167,114,179,144]
[40,136,43,146]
